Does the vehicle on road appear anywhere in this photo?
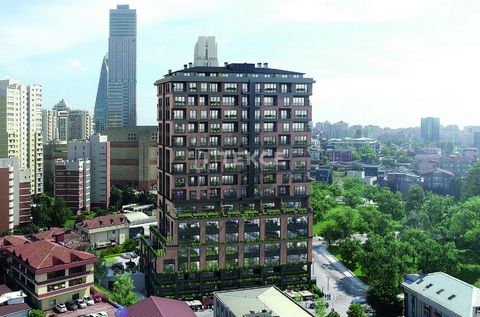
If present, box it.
[351,296,368,305]
[65,301,78,311]
[54,303,67,313]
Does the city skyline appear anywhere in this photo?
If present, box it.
[1,0,480,128]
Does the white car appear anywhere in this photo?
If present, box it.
[76,299,87,309]
[84,296,94,306]
[90,312,108,317]
[54,303,67,313]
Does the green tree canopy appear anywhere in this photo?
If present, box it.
[110,273,137,306]
[347,303,367,317]
[462,162,480,199]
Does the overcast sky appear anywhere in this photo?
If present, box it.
[1,0,480,128]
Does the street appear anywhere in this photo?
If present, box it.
[312,239,369,316]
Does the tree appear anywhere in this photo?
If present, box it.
[417,241,459,275]
[122,238,138,252]
[29,309,46,317]
[347,303,367,317]
[314,298,327,317]
[319,207,365,244]
[110,185,124,209]
[358,206,394,236]
[449,176,463,201]
[337,238,362,267]
[406,185,425,213]
[137,190,156,206]
[110,273,137,306]
[373,188,405,220]
[326,310,340,317]
[463,162,480,199]
[50,197,72,227]
[31,194,55,227]
[94,260,108,283]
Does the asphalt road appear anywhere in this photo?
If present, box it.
[312,239,369,316]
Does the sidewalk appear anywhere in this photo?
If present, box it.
[317,244,369,292]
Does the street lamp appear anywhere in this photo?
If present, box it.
[327,275,330,292]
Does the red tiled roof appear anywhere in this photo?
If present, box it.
[0,235,30,250]
[6,240,97,270]
[78,214,127,230]
[0,284,31,316]
[31,228,80,242]
[126,297,196,317]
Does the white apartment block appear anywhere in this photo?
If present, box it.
[0,79,43,194]
[68,134,110,207]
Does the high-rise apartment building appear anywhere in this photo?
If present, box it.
[54,158,91,213]
[42,100,93,143]
[0,158,31,233]
[193,36,218,67]
[68,134,110,208]
[104,126,157,190]
[107,4,137,128]
[94,55,109,133]
[141,63,314,297]
[474,131,480,149]
[0,79,43,194]
[421,117,440,144]
[68,109,93,141]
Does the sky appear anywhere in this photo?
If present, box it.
[1,0,480,129]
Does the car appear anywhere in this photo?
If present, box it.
[54,303,67,313]
[121,252,131,259]
[95,312,108,317]
[65,301,78,311]
[308,302,315,309]
[351,296,368,305]
[84,296,94,306]
[76,299,87,309]
[129,252,138,258]
[92,293,104,303]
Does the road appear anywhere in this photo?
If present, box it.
[312,239,368,316]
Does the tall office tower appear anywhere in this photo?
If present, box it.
[193,36,218,67]
[0,158,31,233]
[141,63,314,297]
[107,5,137,128]
[0,79,43,194]
[53,99,70,142]
[94,55,109,133]
[68,109,93,141]
[54,158,91,213]
[68,134,110,208]
[421,117,440,144]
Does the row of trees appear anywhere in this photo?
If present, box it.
[110,185,156,210]
[312,163,480,315]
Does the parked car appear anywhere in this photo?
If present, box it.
[65,301,78,311]
[121,252,132,259]
[84,296,94,306]
[76,299,87,309]
[129,252,138,258]
[95,312,108,317]
[54,303,67,313]
[92,293,103,303]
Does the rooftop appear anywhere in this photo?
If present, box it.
[126,296,196,317]
[214,286,314,317]
[6,240,97,272]
[31,227,80,242]
[0,284,31,316]
[402,272,480,317]
[0,235,30,250]
[78,214,128,230]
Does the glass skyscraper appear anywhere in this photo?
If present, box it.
[93,54,108,133]
[107,4,137,128]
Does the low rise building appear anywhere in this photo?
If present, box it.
[386,171,423,197]
[419,168,454,195]
[30,228,85,249]
[214,286,314,317]
[402,272,480,317]
[0,284,31,317]
[124,212,157,238]
[4,240,97,310]
[440,155,477,177]
[76,214,129,249]
[126,296,196,317]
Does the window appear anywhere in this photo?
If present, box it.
[188,123,196,133]
[173,110,184,119]
[173,164,185,173]
[263,97,274,106]
[210,96,221,105]
[172,137,184,146]
[293,97,305,106]
[222,96,235,106]
[188,83,197,92]
[264,136,276,145]
[211,123,221,133]
[209,83,219,92]
[224,83,237,92]
[283,97,291,106]
[255,97,261,106]
[295,110,308,119]
[175,150,185,160]
[281,84,289,93]
[264,123,275,132]
[296,84,308,93]
[200,110,208,119]
[222,175,235,185]
[222,123,235,133]
[224,136,237,146]
[241,96,248,106]
[199,96,206,106]
[292,122,305,131]
[174,123,185,133]
[173,83,184,92]
[187,96,195,106]
[264,110,276,119]
[224,110,237,119]
[210,110,220,119]
[174,96,186,106]
[264,83,277,92]
[294,186,307,195]
[200,83,208,92]
[294,135,308,144]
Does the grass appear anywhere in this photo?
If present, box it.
[103,256,118,263]
[94,283,112,298]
